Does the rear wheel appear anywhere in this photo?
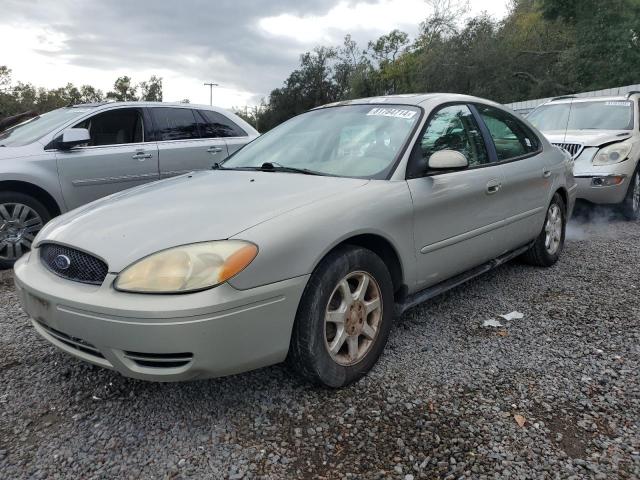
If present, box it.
[522,193,566,267]
[288,245,394,388]
[620,167,640,221]
[0,192,50,269]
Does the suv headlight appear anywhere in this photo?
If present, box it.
[592,140,634,166]
[114,240,258,293]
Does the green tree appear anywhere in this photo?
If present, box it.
[106,76,138,101]
[139,75,163,101]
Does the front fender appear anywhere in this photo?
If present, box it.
[228,180,416,291]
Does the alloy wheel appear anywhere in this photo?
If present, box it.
[324,271,383,366]
[544,203,562,255]
[0,203,43,262]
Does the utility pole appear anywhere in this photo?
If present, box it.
[203,82,219,106]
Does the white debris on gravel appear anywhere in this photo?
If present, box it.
[499,311,524,321]
[1,214,639,479]
[482,318,504,328]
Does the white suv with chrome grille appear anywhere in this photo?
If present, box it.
[528,93,640,219]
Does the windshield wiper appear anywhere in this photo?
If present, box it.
[213,162,325,176]
[258,162,324,175]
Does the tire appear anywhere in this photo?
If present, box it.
[620,166,640,221]
[287,245,394,388]
[522,192,566,267]
[0,191,51,269]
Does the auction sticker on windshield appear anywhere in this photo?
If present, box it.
[367,107,417,119]
[605,101,632,107]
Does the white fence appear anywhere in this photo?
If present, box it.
[504,84,640,115]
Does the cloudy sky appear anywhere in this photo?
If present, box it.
[1,0,509,108]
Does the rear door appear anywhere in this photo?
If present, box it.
[150,107,228,178]
[55,107,159,210]
[474,104,549,250]
[196,108,250,155]
[407,103,507,290]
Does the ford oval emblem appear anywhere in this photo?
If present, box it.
[54,254,71,270]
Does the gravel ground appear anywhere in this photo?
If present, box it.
[1,209,639,479]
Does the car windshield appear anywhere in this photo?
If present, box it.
[0,107,92,147]
[528,100,634,131]
[222,104,421,178]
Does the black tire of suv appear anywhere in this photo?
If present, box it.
[521,193,566,267]
[287,245,394,388]
[0,191,52,270]
[620,166,640,221]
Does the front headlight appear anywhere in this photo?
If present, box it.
[592,140,634,166]
[114,240,258,293]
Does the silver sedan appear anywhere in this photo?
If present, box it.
[14,94,576,388]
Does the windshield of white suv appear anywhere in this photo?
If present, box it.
[528,100,634,131]
[222,104,421,178]
[0,107,92,147]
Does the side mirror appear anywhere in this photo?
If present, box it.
[59,128,90,150]
[427,149,469,170]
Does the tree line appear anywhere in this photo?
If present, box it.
[239,0,640,131]
[0,68,163,117]
[2,0,639,131]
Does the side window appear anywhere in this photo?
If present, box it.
[73,108,143,146]
[477,105,539,161]
[151,108,200,141]
[197,110,247,138]
[416,104,489,173]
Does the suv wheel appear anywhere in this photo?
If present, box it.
[620,168,640,221]
[288,245,394,388]
[522,193,566,267]
[0,192,50,269]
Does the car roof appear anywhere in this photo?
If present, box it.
[70,101,222,109]
[315,93,505,109]
[544,93,640,105]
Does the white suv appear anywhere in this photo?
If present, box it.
[528,93,640,219]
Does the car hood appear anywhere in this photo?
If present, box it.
[542,129,632,147]
[36,170,369,272]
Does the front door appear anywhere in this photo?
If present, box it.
[56,107,159,210]
[150,107,228,178]
[406,104,507,290]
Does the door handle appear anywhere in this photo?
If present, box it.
[486,180,502,195]
[543,169,552,178]
[207,146,223,154]
[132,152,152,160]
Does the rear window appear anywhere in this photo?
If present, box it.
[197,110,246,138]
[151,108,200,141]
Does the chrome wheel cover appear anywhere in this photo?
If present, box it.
[0,203,43,261]
[544,203,563,255]
[324,271,383,366]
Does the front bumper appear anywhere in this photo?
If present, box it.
[573,151,637,205]
[14,251,309,381]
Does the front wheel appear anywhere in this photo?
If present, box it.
[287,245,394,388]
[0,192,50,269]
[522,193,566,267]
[620,167,640,221]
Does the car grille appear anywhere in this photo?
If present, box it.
[552,142,583,158]
[40,243,108,285]
[36,321,105,359]
[123,351,193,369]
